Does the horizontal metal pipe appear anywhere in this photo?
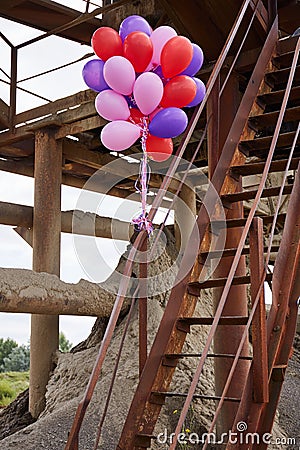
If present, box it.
[0,201,133,241]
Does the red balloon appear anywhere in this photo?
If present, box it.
[123,31,153,73]
[161,75,197,108]
[161,36,193,78]
[146,134,173,162]
[129,107,144,125]
[92,27,123,61]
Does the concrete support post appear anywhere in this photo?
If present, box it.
[29,129,62,418]
[208,73,250,435]
[174,183,197,252]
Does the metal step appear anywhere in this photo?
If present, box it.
[273,51,297,69]
[248,105,300,130]
[229,157,300,177]
[239,131,300,158]
[187,273,273,294]
[265,64,300,88]
[199,245,280,260]
[164,352,252,360]
[256,85,300,109]
[278,35,300,55]
[150,391,241,403]
[210,213,286,230]
[221,184,293,204]
[176,316,251,333]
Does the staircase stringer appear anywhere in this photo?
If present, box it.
[227,36,300,448]
[228,162,300,450]
[117,18,278,450]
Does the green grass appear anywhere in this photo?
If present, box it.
[0,371,29,407]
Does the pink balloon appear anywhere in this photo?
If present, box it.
[150,26,177,65]
[103,56,135,95]
[101,120,141,151]
[95,90,130,121]
[133,72,164,115]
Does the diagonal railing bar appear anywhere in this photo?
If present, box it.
[92,294,138,450]
[203,120,300,450]
[170,32,300,450]
[219,0,260,97]
[65,0,268,447]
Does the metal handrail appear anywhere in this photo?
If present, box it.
[172,33,300,450]
[65,1,271,447]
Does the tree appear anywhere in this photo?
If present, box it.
[0,338,18,372]
[59,332,72,353]
[2,345,30,372]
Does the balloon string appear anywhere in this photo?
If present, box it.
[132,117,153,236]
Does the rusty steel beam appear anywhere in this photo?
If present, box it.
[9,46,17,131]
[249,217,269,403]
[29,129,62,418]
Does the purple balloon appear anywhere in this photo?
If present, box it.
[82,59,109,92]
[126,95,138,108]
[153,65,168,85]
[119,15,151,41]
[186,78,206,107]
[149,107,188,138]
[180,44,204,76]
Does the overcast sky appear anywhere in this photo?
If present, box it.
[0,1,133,345]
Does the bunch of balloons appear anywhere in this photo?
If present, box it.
[82,14,206,163]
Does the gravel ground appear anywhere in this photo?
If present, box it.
[277,333,300,449]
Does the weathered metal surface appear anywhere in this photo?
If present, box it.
[29,128,62,418]
[0,201,133,241]
[249,217,269,403]
[9,47,17,131]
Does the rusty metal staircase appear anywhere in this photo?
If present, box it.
[65,2,300,449]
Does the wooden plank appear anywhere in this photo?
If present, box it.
[55,115,106,139]
[0,102,98,146]
[0,98,9,129]
[0,145,33,157]
[62,139,179,192]
[15,90,96,125]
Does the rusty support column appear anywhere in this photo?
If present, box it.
[209,72,249,435]
[29,128,62,418]
[249,218,269,403]
[9,46,17,131]
[174,183,196,252]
